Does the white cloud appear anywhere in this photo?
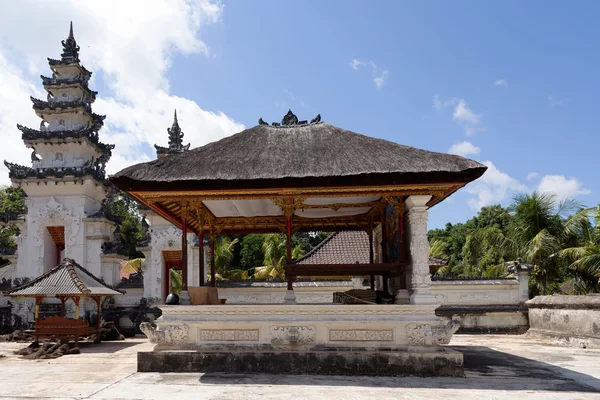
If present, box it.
[432,94,457,111]
[374,70,389,89]
[282,89,295,100]
[448,141,480,157]
[548,95,570,107]
[526,172,539,181]
[494,79,508,87]
[0,0,244,185]
[537,175,590,201]
[349,59,365,70]
[466,161,527,211]
[453,99,481,124]
[434,95,483,136]
[350,59,388,89]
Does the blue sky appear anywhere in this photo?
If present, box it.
[0,0,598,229]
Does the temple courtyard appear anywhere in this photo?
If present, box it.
[0,335,598,399]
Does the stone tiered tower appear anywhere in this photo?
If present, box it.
[3,22,122,287]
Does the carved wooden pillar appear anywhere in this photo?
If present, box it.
[179,202,191,305]
[286,217,292,290]
[181,215,188,292]
[282,198,296,304]
[95,296,102,330]
[210,227,216,288]
[368,217,375,290]
[199,230,205,286]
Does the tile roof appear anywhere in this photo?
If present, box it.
[4,258,122,297]
[295,231,448,266]
[296,231,370,265]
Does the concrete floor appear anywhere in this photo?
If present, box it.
[0,335,598,399]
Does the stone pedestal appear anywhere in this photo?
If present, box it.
[179,290,191,305]
[139,304,462,376]
[283,290,297,304]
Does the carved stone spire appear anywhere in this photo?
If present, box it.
[61,21,80,63]
[155,110,191,158]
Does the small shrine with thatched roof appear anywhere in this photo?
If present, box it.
[4,258,122,343]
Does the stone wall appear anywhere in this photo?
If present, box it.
[217,282,354,304]
[431,279,529,334]
[526,295,600,348]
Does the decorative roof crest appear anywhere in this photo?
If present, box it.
[257,110,323,127]
[61,21,80,63]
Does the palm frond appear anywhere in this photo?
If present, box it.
[120,258,144,275]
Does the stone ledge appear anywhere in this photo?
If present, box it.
[526,295,600,310]
[138,348,464,376]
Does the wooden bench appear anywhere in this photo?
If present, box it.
[34,316,99,343]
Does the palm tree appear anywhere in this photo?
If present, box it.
[254,234,288,280]
[169,268,182,294]
[212,236,239,280]
[429,239,448,260]
[559,206,600,293]
[505,192,579,294]
[120,258,144,276]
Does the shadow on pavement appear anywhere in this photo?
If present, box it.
[78,340,141,353]
[198,346,599,393]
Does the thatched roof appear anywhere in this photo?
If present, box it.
[111,116,486,192]
[4,258,122,297]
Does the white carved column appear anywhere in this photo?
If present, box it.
[139,248,152,299]
[405,195,436,305]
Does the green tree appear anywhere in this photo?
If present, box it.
[559,206,600,293]
[505,192,577,294]
[0,187,26,266]
[239,234,265,270]
[109,191,143,258]
[254,234,287,280]
[213,236,239,280]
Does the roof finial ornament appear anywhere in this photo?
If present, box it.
[281,109,298,126]
[154,109,190,157]
[61,21,80,63]
[172,109,179,128]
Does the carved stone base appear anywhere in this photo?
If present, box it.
[283,290,296,304]
[149,304,460,351]
[179,290,191,305]
[138,347,464,376]
[409,288,439,305]
[394,289,410,304]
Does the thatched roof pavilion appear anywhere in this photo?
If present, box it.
[112,111,485,235]
[110,111,486,303]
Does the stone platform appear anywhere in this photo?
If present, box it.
[139,304,462,376]
[138,346,463,376]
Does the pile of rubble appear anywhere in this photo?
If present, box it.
[0,330,35,342]
[14,341,80,359]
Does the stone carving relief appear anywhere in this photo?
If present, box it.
[139,322,189,344]
[329,329,393,341]
[270,325,315,345]
[32,197,80,259]
[407,208,432,289]
[200,329,259,341]
[150,226,183,297]
[226,295,261,304]
[459,292,499,301]
[406,318,460,346]
[435,293,447,303]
